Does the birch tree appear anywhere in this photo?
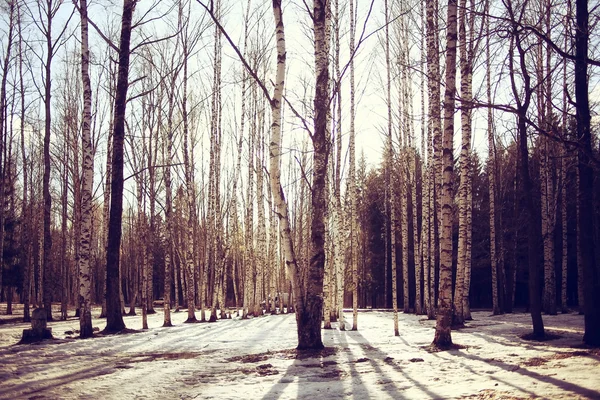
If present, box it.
[27,0,74,321]
[348,0,358,333]
[433,0,458,349]
[454,0,477,324]
[426,0,441,319]
[326,0,344,330]
[385,0,398,336]
[420,0,432,317]
[77,0,94,338]
[398,7,410,316]
[0,0,15,303]
[181,31,197,323]
[485,0,500,316]
[198,0,333,348]
[17,1,32,322]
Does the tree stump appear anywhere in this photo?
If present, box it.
[20,308,53,343]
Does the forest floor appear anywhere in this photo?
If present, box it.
[0,304,599,399]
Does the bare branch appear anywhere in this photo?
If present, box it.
[71,1,119,52]
[196,0,273,105]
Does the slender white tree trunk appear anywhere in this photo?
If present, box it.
[349,0,358,333]
[455,0,475,323]
[433,0,458,349]
[385,0,398,335]
[77,0,94,339]
[268,0,308,346]
[182,38,197,322]
[426,0,442,316]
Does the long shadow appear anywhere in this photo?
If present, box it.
[240,313,291,351]
[260,347,345,400]
[426,348,542,398]
[468,331,553,352]
[348,328,443,399]
[452,348,600,398]
[260,354,303,400]
[0,355,119,399]
[469,330,600,358]
[334,328,374,399]
[91,316,245,356]
[3,311,292,395]
[336,329,407,399]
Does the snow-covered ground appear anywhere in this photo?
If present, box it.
[0,305,599,399]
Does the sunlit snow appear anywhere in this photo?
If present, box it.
[1,306,598,399]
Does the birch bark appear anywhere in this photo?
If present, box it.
[349,0,358,333]
[426,0,442,316]
[433,0,458,348]
[77,0,94,338]
[182,31,197,323]
[455,0,475,323]
[385,0,398,335]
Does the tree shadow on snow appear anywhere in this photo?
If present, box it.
[338,328,444,399]
[451,349,600,398]
[0,356,119,398]
[260,324,448,399]
[259,347,345,400]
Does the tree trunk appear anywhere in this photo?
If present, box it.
[182,37,197,323]
[412,147,422,316]
[560,145,568,314]
[349,0,358,333]
[42,0,55,322]
[433,0,458,349]
[540,135,557,316]
[267,0,306,348]
[401,159,409,314]
[104,0,137,333]
[485,1,500,317]
[508,5,545,336]
[575,0,600,346]
[18,2,31,322]
[426,0,442,319]
[255,108,267,318]
[76,0,94,338]
[0,0,16,315]
[455,0,475,324]
[385,0,398,335]
[243,84,255,318]
[419,0,429,317]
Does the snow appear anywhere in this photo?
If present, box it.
[1,306,599,399]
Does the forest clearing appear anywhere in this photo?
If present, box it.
[0,305,599,399]
[1,0,600,397]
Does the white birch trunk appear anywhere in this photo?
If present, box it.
[455,0,475,323]
[243,105,255,318]
[434,0,458,348]
[182,43,197,323]
[77,0,94,339]
[426,0,442,315]
[385,0,397,334]
[255,108,267,317]
[349,0,358,332]
[268,0,306,341]
[412,149,423,316]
